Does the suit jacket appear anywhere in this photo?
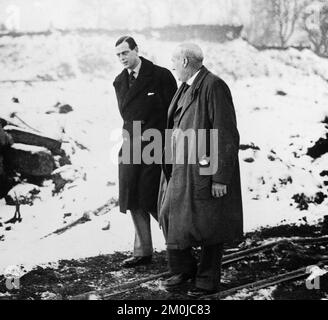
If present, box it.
[113,57,177,214]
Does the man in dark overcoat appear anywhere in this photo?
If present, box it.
[113,36,177,268]
[158,43,243,297]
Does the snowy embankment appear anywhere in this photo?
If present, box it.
[0,34,327,273]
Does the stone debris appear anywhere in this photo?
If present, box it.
[6,183,41,206]
[46,102,74,115]
[52,165,84,194]
[6,144,55,177]
[0,117,73,204]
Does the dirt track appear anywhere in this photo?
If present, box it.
[1,222,328,300]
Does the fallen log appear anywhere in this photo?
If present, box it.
[5,143,55,176]
[4,126,62,155]
[40,199,118,239]
[41,213,92,239]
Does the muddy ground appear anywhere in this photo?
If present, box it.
[1,221,328,300]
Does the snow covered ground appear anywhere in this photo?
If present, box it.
[0,34,327,274]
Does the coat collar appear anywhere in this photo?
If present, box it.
[167,66,209,127]
[127,59,142,78]
[186,69,201,86]
[113,57,155,111]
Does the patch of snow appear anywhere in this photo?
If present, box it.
[11,143,51,154]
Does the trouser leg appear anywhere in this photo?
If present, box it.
[195,244,224,291]
[130,209,153,257]
[167,248,197,276]
[159,197,169,242]
[159,180,197,276]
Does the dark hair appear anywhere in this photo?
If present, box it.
[115,36,137,50]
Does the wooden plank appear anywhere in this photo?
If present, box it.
[202,268,307,300]
[4,126,62,155]
[222,236,328,264]
[202,260,328,300]
[69,272,170,300]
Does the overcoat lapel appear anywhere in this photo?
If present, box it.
[123,73,153,107]
[113,57,155,114]
[113,70,129,115]
[167,83,187,128]
[177,67,209,126]
[123,57,154,109]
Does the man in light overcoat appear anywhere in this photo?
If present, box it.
[159,43,243,297]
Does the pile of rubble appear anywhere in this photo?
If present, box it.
[0,117,72,210]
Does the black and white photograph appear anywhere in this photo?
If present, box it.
[0,0,328,304]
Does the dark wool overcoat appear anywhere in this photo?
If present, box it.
[113,57,177,215]
[158,66,243,249]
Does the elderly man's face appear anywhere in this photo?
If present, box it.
[116,42,139,70]
[171,50,188,82]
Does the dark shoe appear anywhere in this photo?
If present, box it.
[162,273,194,288]
[121,256,152,268]
[187,287,218,299]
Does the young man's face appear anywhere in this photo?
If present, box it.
[115,42,139,70]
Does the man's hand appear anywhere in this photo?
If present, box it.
[212,182,227,198]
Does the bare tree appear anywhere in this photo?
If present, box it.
[271,0,309,47]
[322,5,328,54]
[303,2,328,56]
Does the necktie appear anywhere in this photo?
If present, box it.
[184,83,190,91]
[129,71,136,88]
[181,82,190,95]
[177,83,190,108]
[174,82,191,121]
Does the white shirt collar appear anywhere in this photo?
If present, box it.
[128,59,142,78]
[186,69,201,86]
